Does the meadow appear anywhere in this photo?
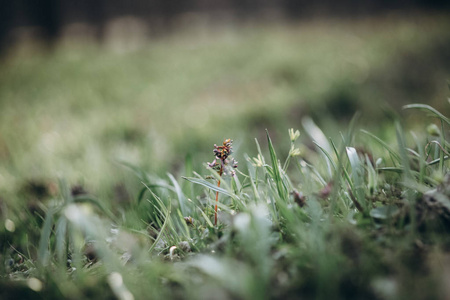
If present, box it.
[0,14,450,299]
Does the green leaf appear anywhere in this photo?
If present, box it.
[182,177,232,197]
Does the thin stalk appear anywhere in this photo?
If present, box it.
[215,165,223,226]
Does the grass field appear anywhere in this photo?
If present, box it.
[1,14,450,299]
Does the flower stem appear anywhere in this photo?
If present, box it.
[214,165,223,226]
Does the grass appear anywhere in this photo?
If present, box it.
[1,14,450,300]
[2,103,449,299]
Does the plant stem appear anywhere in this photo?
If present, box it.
[215,165,223,226]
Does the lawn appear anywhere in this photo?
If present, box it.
[0,13,449,299]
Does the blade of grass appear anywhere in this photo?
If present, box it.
[404,104,449,173]
[346,147,366,211]
[55,217,67,267]
[199,207,214,228]
[411,132,426,183]
[428,156,450,166]
[147,200,172,253]
[168,173,189,216]
[176,209,191,239]
[330,138,353,191]
[254,138,266,166]
[182,176,232,197]
[302,117,334,177]
[117,160,149,182]
[366,154,378,195]
[183,153,194,199]
[38,208,56,267]
[329,113,361,214]
[245,154,261,203]
[137,183,176,205]
[266,129,287,201]
[302,117,332,153]
[361,129,401,164]
[395,121,417,236]
[314,141,337,174]
[403,104,450,126]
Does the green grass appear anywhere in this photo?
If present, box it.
[2,103,449,299]
[1,14,450,300]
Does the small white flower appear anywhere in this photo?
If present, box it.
[252,154,264,167]
[289,145,301,157]
[288,128,300,142]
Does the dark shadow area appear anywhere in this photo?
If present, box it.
[1,0,449,54]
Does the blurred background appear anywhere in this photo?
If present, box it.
[0,1,449,208]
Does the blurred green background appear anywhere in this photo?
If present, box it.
[1,5,450,299]
[0,11,449,211]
